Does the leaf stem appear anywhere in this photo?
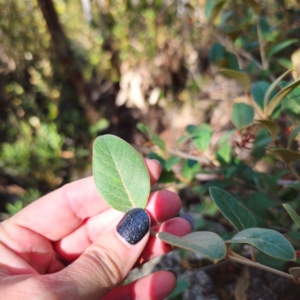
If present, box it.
[256,15,268,70]
[228,255,297,282]
[250,245,256,262]
[287,164,300,182]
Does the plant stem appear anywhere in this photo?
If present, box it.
[250,245,256,262]
[287,164,300,182]
[256,15,268,70]
[167,149,215,165]
[228,255,297,283]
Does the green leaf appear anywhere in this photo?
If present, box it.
[165,156,181,171]
[204,0,226,21]
[186,124,212,151]
[277,58,293,69]
[93,135,150,212]
[231,103,254,129]
[224,51,239,70]
[267,148,300,164]
[181,159,200,180]
[137,123,150,135]
[250,81,270,109]
[220,69,251,93]
[209,187,256,231]
[288,123,300,149]
[245,0,261,13]
[150,134,166,151]
[267,39,298,59]
[226,228,295,260]
[253,119,279,140]
[157,231,226,261]
[208,43,225,64]
[281,84,300,121]
[264,69,293,108]
[283,203,300,228]
[265,76,300,118]
[169,279,190,299]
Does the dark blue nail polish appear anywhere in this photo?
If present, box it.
[180,214,195,231]
[117,208,150,245]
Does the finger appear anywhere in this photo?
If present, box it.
[5,159,161,242]
[54,190,181,262]
[52,209,151,299]
[101,270,177,300]
[137,216,194,266]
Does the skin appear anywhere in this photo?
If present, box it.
[0,159,192,299]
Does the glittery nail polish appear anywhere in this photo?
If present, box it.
[117,208,150,245]
[180,214,195,231]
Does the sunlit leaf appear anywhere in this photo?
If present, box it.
[265,76,300,117]
[288,123,300,149]
[93,135,150,212]
[157,231,226,261]
[226,228,295,260]
[253,119,279,140]
[209,187,256,231]
[231,103,254,129]
[151,134,166,151]
[220,69,251,93]
[264,69,293,108]
[186,124,212,151]
[204,0,226,21]
[267,148,300,164]
[165,156,181,171]
[137,123,150,135]
[267,39,298,59]
[283,203,300,228]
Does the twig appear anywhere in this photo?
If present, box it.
[228,255,297,282]
[287,164,300,183]
[256,15,268,70]
[167,149,214,165]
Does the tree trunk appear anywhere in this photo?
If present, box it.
[37,0,86,98]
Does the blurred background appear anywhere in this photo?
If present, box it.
[1,1,300,298]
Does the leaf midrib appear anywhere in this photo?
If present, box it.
[104,137,136,208]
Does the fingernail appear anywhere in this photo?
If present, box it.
[180,214,195,231]
[167,269,177,279]
[117,208,150,245]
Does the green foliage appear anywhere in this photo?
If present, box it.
[209,187,256,231]
[157,231,226,261]
[226,228,295,260]
[93,135,150,212]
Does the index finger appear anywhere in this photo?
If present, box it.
[7,159,161,241]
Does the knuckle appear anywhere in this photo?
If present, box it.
[82,245,124,287]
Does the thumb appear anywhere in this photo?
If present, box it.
[54,208,150,299]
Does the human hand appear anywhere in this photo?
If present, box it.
[0,159,193,299]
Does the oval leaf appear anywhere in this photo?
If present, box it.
[157,231,226,261]
[209,187,256,231]
[253,119,279,140]
[93,135,150,212]
[220,69,251,93]
[251,81,270,109]
[226,228,295,260]
[267,148,300,164]
[283,203,300,229]
[231,103,254,130]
